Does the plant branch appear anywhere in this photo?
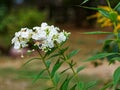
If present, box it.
[36,49,57,89]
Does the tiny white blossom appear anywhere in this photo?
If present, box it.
[20,28,32,39]
[32,28,46,40]
[33,26,40,30]
[14,41,21,49]
[15,32,21,37]
[56,32,66,43]
[41,22,48,30]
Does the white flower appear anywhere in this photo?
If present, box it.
[12,22,70,52]
[33,26,40,30]
[20,41,28,48]
[14,41,21,49]
[15,32,21,37]
[56,32,66,43]
[12,37,17,44]
[12,28,32,49]
[20,28,33,39]
[32,27,46,40]
[41,22,48,30]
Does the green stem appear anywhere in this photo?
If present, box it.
[56,44,82,84]
[36,49,57,90]
[106,0,111,10]
[113,22,119,40]
[62,52,76,75]
[56,44,76,75]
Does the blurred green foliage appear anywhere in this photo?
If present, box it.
[0,8,48,49]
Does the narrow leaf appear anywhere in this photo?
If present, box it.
[67,49,80,59]
[45,60,51,68]
[82,31,112,34]
[101,82,113,90]
[33,69,46,83]
[79,6,110,18]
[98,8,110,18]
[70,84,77,90]
[111,57,120,61]
[114,2,120,10]
[45,47,57,57]
[113,67,120,87]
[60,68,71,74]
[77,66,85,73]
[80,0,89,5]
[22,58,41,67]
[86,53,118,62]
[48,53,60,59]
[78,6,101,11]
[51,60,63,78]
[60,76,71,90]
[59,46,69,54]
[85,80,97,89]
[53,73,60,86]
[77,82,85,90]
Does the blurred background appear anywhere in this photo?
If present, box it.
[0,0,120,90]
[0,0,119,56]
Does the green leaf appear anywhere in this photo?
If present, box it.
[78,6,101,11]
[60,76,71,90]
[32,69,46,83]
[100,82,113,90]
[60,68,71,74]
[45,60,51,68]
[114,2,120,10]
[103,39,113,47]
[53,73,60,86]
[48,53,60,59]
[70,84,77,90]
[77,82,85,90]
[22,58,41,67]
[82,31,112,34]
[77,66,85,73]
[86,53,117,62]
[51,60,63,78]
[98,8,110,18]
[59,46,69,54]
[111,57,120,61]
[67,49,80,59]
[113,67,120,87]
[85,80,97,89]
[79,6,110,18]
[109,11,118,22]
[80,0,89,5]
[45,47,57,57]
[102,39,113,52]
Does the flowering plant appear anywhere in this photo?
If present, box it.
[12,23,97,90]
[81,0,120,89]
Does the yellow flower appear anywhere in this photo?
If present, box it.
[114,24,120,33]
[87,6,120,28]
[117,16,120,21]
[101,19,112,27]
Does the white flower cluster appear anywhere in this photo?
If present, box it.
[12,22,70,52]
